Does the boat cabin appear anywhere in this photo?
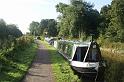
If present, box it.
[72,42,102,62]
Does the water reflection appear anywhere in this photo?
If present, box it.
[81,79,104,82]
[80,75,104,82]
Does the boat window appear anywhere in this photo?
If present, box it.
[85,44,102,62]
[73,47,88,61]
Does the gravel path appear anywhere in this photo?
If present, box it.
[23,40,54,82]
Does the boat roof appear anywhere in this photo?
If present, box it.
[74,42,91,47]
[59,40,91,47]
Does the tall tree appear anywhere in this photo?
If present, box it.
[39,19,49,35]
[56,0,100,38]
[47,19,57,37]
[0,19,8,39]
[29,21,39,36]
[106,0,124,42]
[29,19,58,37]
[0,19,22,39]
[99,5,111,35]
[7,24,22,38]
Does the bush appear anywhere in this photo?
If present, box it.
[15,36,34,49]
[0,44,37,82]
[0,35,37,82]
[98,35,124,50]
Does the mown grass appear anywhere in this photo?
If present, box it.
[0,43,38,82]
[41,41,80,82]
[101,50,124,82]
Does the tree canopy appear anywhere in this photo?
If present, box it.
[56,0,100,38]
[100,0,124,42]
[28,0,124,42]
[0,19,22,39]
[29,19,58,37]
[29,21,40,36]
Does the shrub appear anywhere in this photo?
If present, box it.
[15,36,34,49]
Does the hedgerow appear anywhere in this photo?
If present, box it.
[0,35,37,82]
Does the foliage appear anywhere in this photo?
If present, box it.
[0,19,22,39]
[56,0,100,38]
[47,19,58,37]
[101,50,124,82]
[98,36,124,50]
[99,5,111,35]
[15,36,34,50]
[97,36,124,82]
[0,35,37,82]
[100,0,124,42]
[29,19,58,37]
[28,0,124,43]
[42,41,80,82]
[29,21,40,36]
[7,24,23,38]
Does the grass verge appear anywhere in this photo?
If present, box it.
[0,43,38,82]
[41,41,80,82]
[102,50,124,82]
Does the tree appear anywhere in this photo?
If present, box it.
[0,19,22,50]
[106,0,124,42]
[39,19,49,35]
[29,21,39,36]
[29,19,58,37]
[56,0,100,39]
[56,3,70,37]
[7,24,22,38]
[0,19,8,39]
[0,19,22,39]
[47,19,58,37]
[99,5,111,35]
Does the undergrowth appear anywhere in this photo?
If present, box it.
[98,38,124,82]
[0,43,37,82]
[102,50,124,82]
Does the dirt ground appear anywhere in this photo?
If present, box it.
[22,40,55,82]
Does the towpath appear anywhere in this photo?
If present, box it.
[22,40,54,82]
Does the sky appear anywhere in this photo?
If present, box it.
[0,0,112,34]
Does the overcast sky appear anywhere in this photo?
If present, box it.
[0,0,112,33]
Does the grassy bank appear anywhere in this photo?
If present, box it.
[42,41,80,82]
[98,39,124,52]
[102,50,124,82]
[97,39,124,82]
[0,43,38,82]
